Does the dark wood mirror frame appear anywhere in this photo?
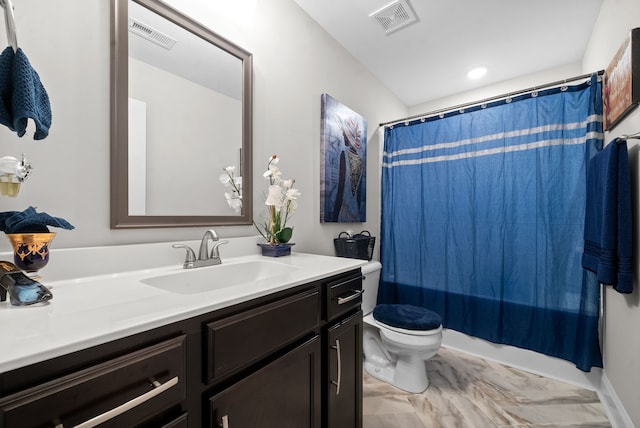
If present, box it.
[110,0,253,228]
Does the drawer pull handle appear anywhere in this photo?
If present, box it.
[221,414,230,428]
[330,339,342,395]
[70,376,179,428]
[337,290,364,305]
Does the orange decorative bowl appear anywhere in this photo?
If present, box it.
[5,233,56,272]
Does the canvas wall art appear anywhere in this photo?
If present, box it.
[320,94,367,223]
[604,28,640,130]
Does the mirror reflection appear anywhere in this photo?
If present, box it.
[111,0,253,228]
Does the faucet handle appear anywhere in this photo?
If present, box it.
[210,240,229,259]
[172,244,196,269]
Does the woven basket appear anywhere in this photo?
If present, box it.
[333,231,375,261]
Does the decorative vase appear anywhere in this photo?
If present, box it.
[5,232,56,272]
[258,243,294,257]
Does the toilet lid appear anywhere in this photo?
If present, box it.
[373,304,442,331]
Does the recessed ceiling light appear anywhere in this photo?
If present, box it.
[467,67,487,79]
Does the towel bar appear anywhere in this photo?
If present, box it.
[0,0,17,52]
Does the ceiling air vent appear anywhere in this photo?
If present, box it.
[369,0,417,35]
[129,18,177,50]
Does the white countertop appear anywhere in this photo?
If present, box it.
[0,242,367,373]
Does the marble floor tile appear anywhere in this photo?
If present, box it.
[363,346,611,428]
[503,403,611,426]
[363,395,416,416]
[364,412,428,428]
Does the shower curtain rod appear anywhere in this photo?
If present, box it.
[379,70,605,128]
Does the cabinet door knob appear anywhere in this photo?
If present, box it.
[330,339,342,395]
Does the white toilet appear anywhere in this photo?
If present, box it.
[361,261,443,393]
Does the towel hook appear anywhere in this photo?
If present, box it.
[0,0,17,52]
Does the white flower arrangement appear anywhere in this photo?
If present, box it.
[220,155,301,244]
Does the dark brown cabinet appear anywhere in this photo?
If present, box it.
[323,268,364,428]
[209,336,322,428]
[0,268,362,428]
[326,311,363,428]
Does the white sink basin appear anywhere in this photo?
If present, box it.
[140,260,298,294]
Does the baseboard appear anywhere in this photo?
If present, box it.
[599,373,635,428]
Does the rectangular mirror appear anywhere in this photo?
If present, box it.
[111,0,253,228]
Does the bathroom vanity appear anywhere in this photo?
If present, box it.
[0,240,366,427]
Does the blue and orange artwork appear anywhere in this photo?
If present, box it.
[320,94,367,222]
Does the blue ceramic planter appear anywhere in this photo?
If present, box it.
[258,243,294,257]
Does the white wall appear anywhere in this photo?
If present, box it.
[583,0,640,426]
[0,0,406,253]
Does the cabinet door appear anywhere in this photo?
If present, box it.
[209,336,321,428]
[326,311,363,428]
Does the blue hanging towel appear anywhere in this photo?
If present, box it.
[0,46,14,128]
[582,139,633,293]
[11,48,51,140]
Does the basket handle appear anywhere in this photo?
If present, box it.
[338,231,351,238]
[355,230,371,237]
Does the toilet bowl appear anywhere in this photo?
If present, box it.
[361,261,442,393]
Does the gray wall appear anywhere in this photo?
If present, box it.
[0,0,406,254]
[583,0,640,426]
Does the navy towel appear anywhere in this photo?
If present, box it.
[11,48,51,140]
[0,206,74,234]
[373,304,442,331]
[582,139,633,293]
[0,46,13,129]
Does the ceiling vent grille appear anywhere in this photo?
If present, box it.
[369,0,417,35]
[129,18,177,50]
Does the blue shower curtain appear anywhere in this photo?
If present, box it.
[379,76,603,371]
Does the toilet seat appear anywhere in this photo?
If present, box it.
[364,313,442,336]
[373,304,442,331]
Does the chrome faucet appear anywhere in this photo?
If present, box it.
[199,229,219,261]
[173,229,229,269]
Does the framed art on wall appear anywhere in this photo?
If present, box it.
[320,94,367,223]
[604,28,640,130]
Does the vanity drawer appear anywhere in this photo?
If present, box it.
[0,335,186,428]
[326,270,363,322]
[205,287,320,383]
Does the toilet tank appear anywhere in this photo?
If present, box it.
[361,261,382,315]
